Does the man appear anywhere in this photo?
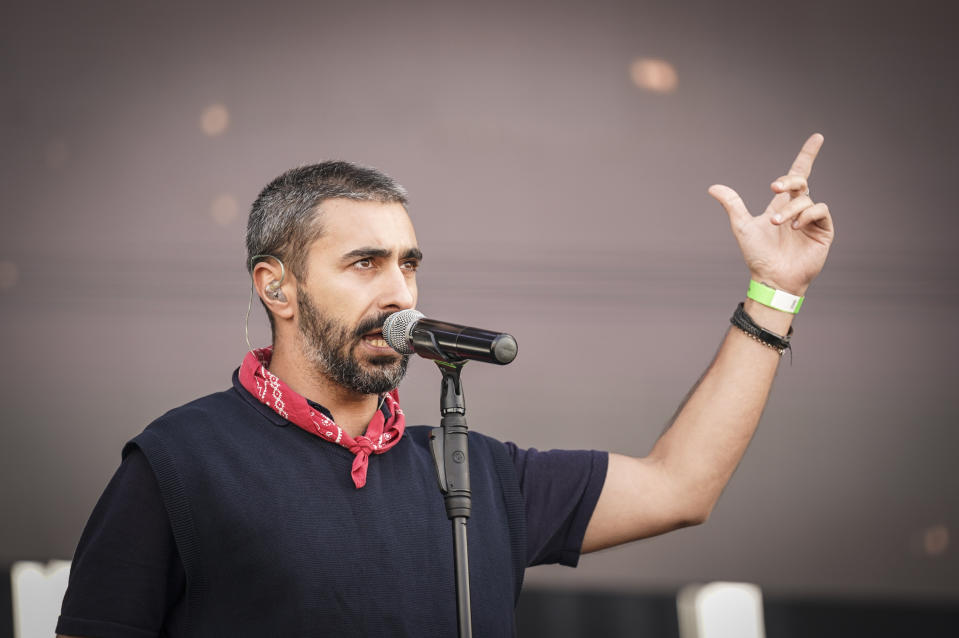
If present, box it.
[57,134,834,637]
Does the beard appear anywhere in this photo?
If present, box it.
[296,286,409,395]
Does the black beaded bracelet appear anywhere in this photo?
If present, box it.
[730,302,793,359]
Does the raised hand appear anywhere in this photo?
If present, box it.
[708,133,835,297]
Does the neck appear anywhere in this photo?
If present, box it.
[267,338,380,439]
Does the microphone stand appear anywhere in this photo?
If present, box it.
[429,359,472,638]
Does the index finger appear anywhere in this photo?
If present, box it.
[787,133,825,178]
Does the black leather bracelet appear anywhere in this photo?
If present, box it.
[730,302,793,358]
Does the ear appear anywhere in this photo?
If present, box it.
[253,260,295,320]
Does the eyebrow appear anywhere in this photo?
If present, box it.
[340,246,423,263]
[403,247,424,261]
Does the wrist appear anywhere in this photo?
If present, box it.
[747,274,808,299]
[746,279,806,316]
[743,298,794,335]
[731,302,793,358]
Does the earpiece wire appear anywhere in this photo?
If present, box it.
[246,254,286,355]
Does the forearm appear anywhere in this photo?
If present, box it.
[650,133,831,523]
[583,134,832,552]
[648,299,793,520]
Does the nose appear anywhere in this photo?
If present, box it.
[378,263,416,312]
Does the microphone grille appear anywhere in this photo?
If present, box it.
[382,309,424,354]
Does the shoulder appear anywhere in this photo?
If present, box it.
[141,388,242,437]
[156,387,241,423]
[162,370,284,429]
[123,376,284,460]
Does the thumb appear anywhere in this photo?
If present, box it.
[708,184,750,227]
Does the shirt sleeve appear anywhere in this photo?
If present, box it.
[56,447,185,638]
[504,444,608,568]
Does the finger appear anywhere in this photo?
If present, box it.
[787,133,825,178]
[770,194,813,225]
[708,184,751,228]
[790,202,833,233]
[771,174,808,195]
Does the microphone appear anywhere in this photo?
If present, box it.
[382,310,518,365]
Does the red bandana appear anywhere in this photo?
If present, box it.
[238,346,406,489]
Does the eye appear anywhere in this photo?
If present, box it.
[353,258,374,270]
[401,260,420,272]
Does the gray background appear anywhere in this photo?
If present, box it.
[2,0,956,602]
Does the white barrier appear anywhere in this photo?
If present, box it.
[677,581,765,638]
[10,561,71,638]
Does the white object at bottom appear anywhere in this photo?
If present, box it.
[11,560,72,638]
[677,581,765,638]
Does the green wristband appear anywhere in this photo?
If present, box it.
[747,280,804,314]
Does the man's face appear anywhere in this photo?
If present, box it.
[293,198,421,395]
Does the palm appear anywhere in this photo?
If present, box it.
[709,134,835,296]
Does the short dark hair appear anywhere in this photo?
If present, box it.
[246,161,409,331]
[247,160,409,279]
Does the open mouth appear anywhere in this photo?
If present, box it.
[360,328,390,349]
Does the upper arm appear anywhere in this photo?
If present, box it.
[56,447,184,636]
[508,443,607,567]
[581,452,707,553]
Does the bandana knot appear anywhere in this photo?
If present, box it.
[349,436,375,456]
[238,346,406,489]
